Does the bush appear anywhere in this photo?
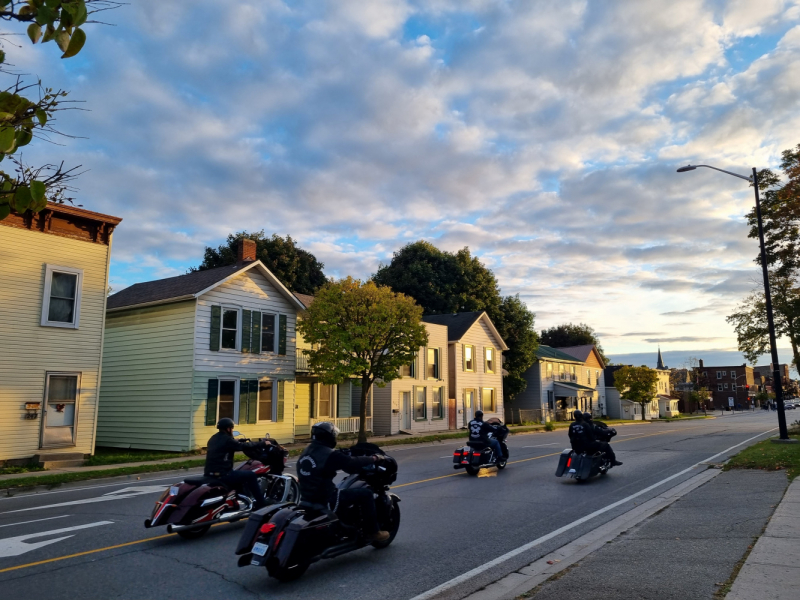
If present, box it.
[544,422,556,431]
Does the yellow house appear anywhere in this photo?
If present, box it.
[0,203,121,465]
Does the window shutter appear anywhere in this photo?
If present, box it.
[247,379,258,424]
[242,310,252,353]
[251,311,261,354]
[209,306,221,351]
[238,380,249,423]
[278,314,287,355]
[438,347,443,380]
[277,380,285,421]
[205,379,219,425]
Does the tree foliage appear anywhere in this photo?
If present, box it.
[373,240,538,400]
[296,277,429,442]
[192,231,327,296]
[540,323,608,365]
[614,365,658,421]
[0,1,119,220]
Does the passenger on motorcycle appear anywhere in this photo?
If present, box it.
[572,411,622,466]
[205,418,270,509]
[468,410,504,465]
[296,422,390,544]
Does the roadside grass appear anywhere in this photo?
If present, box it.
[0,463,46,476]
[724,433,800,480]
[85,447,203,466]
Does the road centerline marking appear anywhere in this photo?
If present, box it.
[0,515,70,529]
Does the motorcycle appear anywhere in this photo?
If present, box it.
[144,432,300,539]
[555,422,617,482]
[234,442,400,582]
[452,418,510,475]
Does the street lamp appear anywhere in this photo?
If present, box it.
[676,163,791,440]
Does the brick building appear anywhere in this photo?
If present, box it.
[696,360,756,409]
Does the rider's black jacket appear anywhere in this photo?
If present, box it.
[468,418,498,443]
[568,421,595,452]
[204,432,264,477]
[296,441,375,504]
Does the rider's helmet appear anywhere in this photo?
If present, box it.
[216,417,235,431]
[311,421,340,448]
[474,410,484,420]
[584,412,593,422]
[573,410,584,421]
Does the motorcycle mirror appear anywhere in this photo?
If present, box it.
[264,432,270,439]
[232,431,241,437]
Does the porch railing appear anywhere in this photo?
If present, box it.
[296,348,311,372]
[310,416,372,434]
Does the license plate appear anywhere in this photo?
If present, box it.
[252,542,268,556]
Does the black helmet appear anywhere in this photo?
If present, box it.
[475,410,484,420]
[584,412,593,421]
[311,421,339,448]
[217,417,235,430]
[573,410,584,421]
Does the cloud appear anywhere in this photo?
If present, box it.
[643,336,725,343]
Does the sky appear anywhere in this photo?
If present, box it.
[9,0,800,362]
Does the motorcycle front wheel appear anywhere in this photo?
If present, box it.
[497,458,507,469]
[372,497,401,549]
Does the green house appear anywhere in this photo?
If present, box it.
[97,250,306,451]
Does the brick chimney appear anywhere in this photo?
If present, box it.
[699,359,704,369]
[237,238,256,263]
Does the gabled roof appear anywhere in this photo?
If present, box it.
[555,344,605,366]
[107,260,306,312]
[422,311,508,351]
[536,345,584,364]
[294,293,315,309]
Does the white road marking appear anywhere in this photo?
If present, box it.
[408,427,778,600]
[0,521,113,558]
[522,443,557,448]
[1,486,168,515]
[0,515,70,529]
[0,473,200,502]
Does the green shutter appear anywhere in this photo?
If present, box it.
[251,311,261,354]
[210,306,221,351]
[242,310,252,353]
[278,314,287,355]
[238,380,249,423]
[276,380,285,422]
[205,379,219,425]
[247,379,258,424]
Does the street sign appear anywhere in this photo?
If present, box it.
[728,397,734,407]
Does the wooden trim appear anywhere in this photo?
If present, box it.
[0,202,121,246]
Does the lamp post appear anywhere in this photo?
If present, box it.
[676,164,790,440]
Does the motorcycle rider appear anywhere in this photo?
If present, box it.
[205,418,270,509]
[296,422,390,544]
[577,412,623,466]
[468,410,504,464]
[568,410,593,454]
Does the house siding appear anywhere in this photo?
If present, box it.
[97,301,196,451]
[453,319,504,426]
[0,224,111,461]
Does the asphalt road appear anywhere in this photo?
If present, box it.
[0,412,780,600]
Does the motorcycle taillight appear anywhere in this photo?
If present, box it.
[260,523,276,535]
[566,457,572,467]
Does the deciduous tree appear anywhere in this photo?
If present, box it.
[613,365,658,421]
[296,277,429,443]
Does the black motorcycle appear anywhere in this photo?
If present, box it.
[234,443,400,582]
[555,422,617,482]
[452,418,510,475]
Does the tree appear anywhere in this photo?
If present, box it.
[613,365,658,421]
[296,277,429,443]
[540,323,608,365]
[373,240,538,400]
[0,1,119,220]
[192,231,327,295]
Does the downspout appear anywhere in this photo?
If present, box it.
[188,299,199,450]
[91,231,113,456]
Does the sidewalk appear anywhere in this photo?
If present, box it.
[726,476,800,600]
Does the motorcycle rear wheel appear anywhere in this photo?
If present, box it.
[372,497,401,549]
[176,524,211,539]
[465,465,480,476]
[268,560,309,582]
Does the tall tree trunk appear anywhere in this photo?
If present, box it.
[641,402,646,421]
[358,375,371,444]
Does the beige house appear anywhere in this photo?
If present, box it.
[372,322,449,435]
[422,312,508,428]
[605,364,671,421]
[0,203,121,465]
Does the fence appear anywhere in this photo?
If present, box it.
[310,417,372,434]
[504,408,545,425]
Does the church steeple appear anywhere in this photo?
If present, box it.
[656,346,666,370]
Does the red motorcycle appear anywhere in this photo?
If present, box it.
[145,433,300,539]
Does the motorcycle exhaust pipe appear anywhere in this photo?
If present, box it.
[166,510,250,533]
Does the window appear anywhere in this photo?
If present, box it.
[41,265,83,328]
[482,388,495,412]
[318,384,334,417]
[724,383,728,390]
[546,362,553,379]
[717,371,722,379]
[400,356,416,378]
[718,384,723,391]
[485,348,495,374]
[427,348,439,379]
[42,373,80,446]
[221,309,239,349]
[731,370,736,379]
[464,345,474,372]
[432,387,444,419]
[570,365,576,381]
[218,380,236,421]
[261,313,275,353]
[596,370,600,385]
[414,387,426,420]
[258,381,273,421]
[587,370,592,386]
[732,384,737,392]
[559,364,565,380]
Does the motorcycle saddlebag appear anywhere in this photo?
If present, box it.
[577,454,594,479]
[555,449,572,477]
[234,504,291,555]
[453,447,468,464]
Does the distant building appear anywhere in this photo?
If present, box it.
[696,359,756,409]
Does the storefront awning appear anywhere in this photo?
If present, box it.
[554,381,596,396]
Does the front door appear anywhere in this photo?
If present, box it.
[401,391,412,430]
[41,373,80,448]
[294,380,312,438]
[463,389,475,427]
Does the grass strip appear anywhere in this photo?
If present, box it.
[724,434,800,480]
